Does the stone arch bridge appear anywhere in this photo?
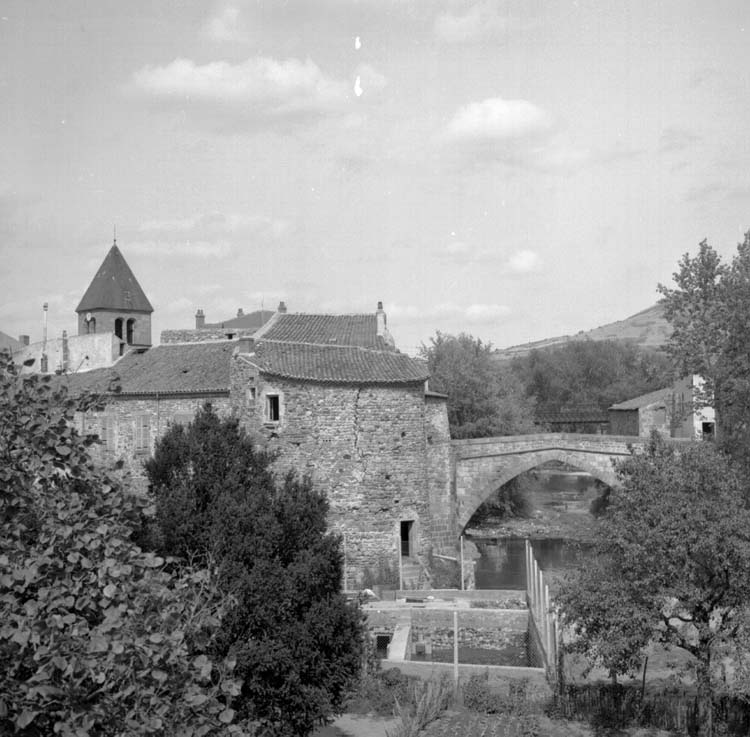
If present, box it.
[451,433,652,534]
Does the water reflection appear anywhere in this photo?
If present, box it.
[469,467,601,590]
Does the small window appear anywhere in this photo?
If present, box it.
[126,318,135,345]
[115,318,124,340]
[134,415,151,454]
[702,422,715,441]
[266,394,280,422]
[247,387,256,401]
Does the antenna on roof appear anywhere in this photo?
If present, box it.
[113,224,117,246]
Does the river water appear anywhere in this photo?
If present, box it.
[468,467,600,590]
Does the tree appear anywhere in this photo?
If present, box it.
[658,232,750,462]
[558,433,750,736]
[420,332,536,438]
[0,352,248,736]
[510,340,673,428]
[146,406,365,737]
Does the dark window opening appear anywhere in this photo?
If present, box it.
[87,317,96,334]
[400,520,414,557]
[266,395,280,422]
[114,318,124,340]
[702,422,715,441]
[126,318,135,345]
[375,634,391,659]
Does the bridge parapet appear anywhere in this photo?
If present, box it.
[452,433,695,534]
[452,432,692,459]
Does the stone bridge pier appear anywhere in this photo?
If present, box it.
[451,433,647,534]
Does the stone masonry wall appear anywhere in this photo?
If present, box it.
[424,396,454,554]
[77,394,231,489]
[231,352,435,584]
[161,329,257,344]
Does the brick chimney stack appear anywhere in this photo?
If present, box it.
[277,301,287,314]
[195,309,205,329]
[376,300,386,337]
[237,308,244,317]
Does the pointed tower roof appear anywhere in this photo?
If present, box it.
[76,243,153,314]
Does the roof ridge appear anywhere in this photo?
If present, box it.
[258,339,396,353]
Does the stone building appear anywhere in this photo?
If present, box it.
[608,374,715,440]
[49,244,453,586]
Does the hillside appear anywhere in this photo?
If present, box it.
[497,304,671,360]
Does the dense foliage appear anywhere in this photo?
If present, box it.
[558,433,750,736]
[0,352,248,736]
[146,406,365,737]
[510,339,673,428]
[658,231,750,464]
[420,332,536,438]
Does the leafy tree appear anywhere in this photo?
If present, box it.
[558,433,750,736]
[658,231,750,462]
[510,340,673,428]
[146,406,365,737]
[0,352,248,736]
[420,332,536,438]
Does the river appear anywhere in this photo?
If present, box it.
[467,465,602,590]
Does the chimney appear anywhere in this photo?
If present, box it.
[237,308,244,317]
[277,301,287,314]
[376,300,386,337]
[195,309,205,329]
[237,337,254,353]
[18,335,29,346]
[62,330,69,372]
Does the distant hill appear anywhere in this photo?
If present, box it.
[497,304,671,360]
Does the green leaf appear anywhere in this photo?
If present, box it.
[218,708,235,724]
[16,710,38,728]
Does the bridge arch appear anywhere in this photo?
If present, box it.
[454,437,627,534]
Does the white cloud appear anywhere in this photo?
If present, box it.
[388,302,510,324]
[129,212,290,259]
[442,96,586,171]
[445,97,553,142]
[131,56,351,126]
[434,2,514,44]
[138,212,290,241]
[508,249,541,273]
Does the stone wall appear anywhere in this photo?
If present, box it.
[452,434,640,531]
[161,328,257,344]
[77,394,231,487]
[424,396,454,554]
[231,352,438,583]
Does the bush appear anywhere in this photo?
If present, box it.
[387,676,454,737]
[148,405,365,736]
[347,667,419,716]
[0,353,248,735]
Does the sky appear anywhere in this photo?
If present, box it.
[2,0,750,354]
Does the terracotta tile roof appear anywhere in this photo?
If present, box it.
[609,387,670,411]
[76,244,154,314]
[251,340,428,384]
[58,341,233,397]
[205,309,274,330]
[257,313,390,349]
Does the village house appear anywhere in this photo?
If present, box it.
[608,374,715,440]
[19,243,454,586]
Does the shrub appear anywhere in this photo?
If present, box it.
[148,405,365,736]
[0,353,248,735]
